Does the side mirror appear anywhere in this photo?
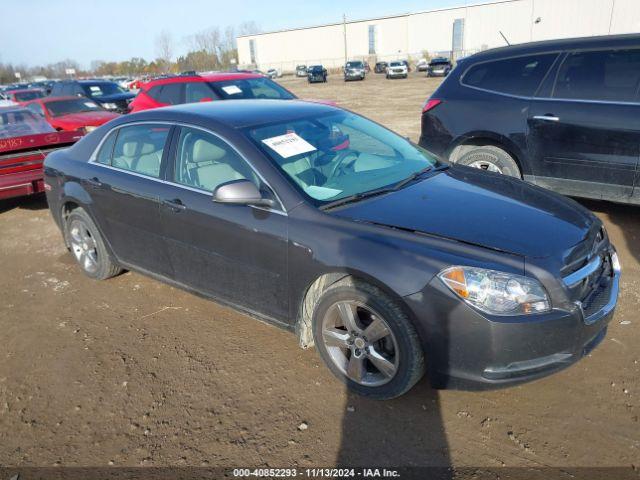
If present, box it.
[213,180,274,208]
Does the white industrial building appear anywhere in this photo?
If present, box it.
[237,0,640,72]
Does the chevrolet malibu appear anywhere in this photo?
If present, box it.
[43,100,620,399]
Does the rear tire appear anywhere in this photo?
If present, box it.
[456,145,521,178]
[65,207,122,280]
[312,277,425,400]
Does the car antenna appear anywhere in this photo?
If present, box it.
[499,31,511,46]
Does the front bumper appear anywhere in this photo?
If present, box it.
[387,70,408,77]
[0,169,45,200]
[344,71,364,80]
[404,252,620,390]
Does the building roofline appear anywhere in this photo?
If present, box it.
[236,0,522,38]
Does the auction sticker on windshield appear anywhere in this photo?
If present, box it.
[262,132,316,158]
[222,85,243,95]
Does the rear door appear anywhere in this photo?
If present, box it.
[86,123,173,275]
[527,47,640,202]
[158,125,289,320]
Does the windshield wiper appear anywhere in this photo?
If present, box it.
[319,187,395,211]
[392,163,449,191]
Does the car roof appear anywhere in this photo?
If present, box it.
[142,72,264,88]
[124,99,341,129]
[467,33,640,62]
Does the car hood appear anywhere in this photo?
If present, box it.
[331,166,595,258]
[52,111,119,128]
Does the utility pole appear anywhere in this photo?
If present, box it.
[343,14,348,65]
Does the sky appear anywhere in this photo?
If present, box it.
[1,0,467,68]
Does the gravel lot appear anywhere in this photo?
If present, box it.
[0,73,638,474]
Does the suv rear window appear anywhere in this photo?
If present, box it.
[462,53,557,97]
[553,48,640,102]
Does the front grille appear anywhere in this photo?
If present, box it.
[561,227,616,322]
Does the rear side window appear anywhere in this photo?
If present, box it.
[554,48,640,102]
[110,124,170,178]
[462,53,557,96]
[158,83,183,105]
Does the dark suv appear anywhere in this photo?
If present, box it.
[419,34,640,206]
[51,80,135,114]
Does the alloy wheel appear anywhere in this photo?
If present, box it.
[321,301,399,386]
[69,219,99,274]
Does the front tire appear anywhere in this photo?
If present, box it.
[456,145,521,178]
[65,207,122,280]
[312,278,425,399]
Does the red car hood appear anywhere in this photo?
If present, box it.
[51,111,120,130]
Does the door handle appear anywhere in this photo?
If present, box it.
[85,177,102,187]
[532,114,560,122]
[162,198,187,212]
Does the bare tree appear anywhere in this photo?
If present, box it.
[155,30,174,71]
[237,21,261,36]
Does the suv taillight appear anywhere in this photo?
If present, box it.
[422,98,442,113]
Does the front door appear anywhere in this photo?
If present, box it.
[159,125,289,321]
[527,47,640,202]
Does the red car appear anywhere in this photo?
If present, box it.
[0,107,82,200]
[24,96,120,133]
[129,73,299,113]
[6,89,46,105]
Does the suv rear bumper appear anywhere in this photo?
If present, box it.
[404,258,620,390]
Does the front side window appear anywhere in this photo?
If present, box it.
[185,82,216,103]
[26,103,45,116]
[246,111,439,204]
[208,78,294,100]
[462,53,558,96]
[110,124,170,178]
[173,127,258,192]
[554,48,640,102]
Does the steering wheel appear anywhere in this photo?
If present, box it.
[327,149,359,180]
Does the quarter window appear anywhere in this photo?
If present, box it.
[554,48,640,102]
[95,131,117,165]
[111,124,170,178]
[462,53,558,96]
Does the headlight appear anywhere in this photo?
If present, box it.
[438,266,551,315]
[102,103,117,110]
[84,125,97,133]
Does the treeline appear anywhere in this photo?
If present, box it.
[0,21,259,84]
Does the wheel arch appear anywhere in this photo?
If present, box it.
[295,268,424,351]
[446,132,529,177]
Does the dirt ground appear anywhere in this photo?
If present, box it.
[0,73,638,474]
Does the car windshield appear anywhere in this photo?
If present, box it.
[0,108,55,139]
[46,98,102,117]
[309,66,323,72]
[431,59,450,65]
[208,78,295,100]
[14,90,45,101]
[389,62,402,67]
[346,62,363,68]
[82,83,126,97]
[246,111,440,204]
